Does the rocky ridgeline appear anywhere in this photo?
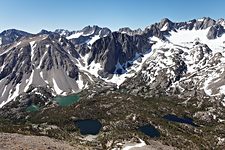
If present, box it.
[0,17,225,108]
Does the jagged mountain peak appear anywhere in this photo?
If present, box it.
[38,29,52,35]
[119,27,143,36]
[81,25,101,32]
[158,18,174,31]
[159,18,173,25]
[54,29,70,36]
[217,18,225,27]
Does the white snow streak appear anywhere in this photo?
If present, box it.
[37,50,48,69]
[1,86,7,97]
[24,71,34,92]
[0,83,21,108]
[67,32,83,39]
[30,41,36,61]
[76,75,84,90]
[0,63,6,72]
[160,23,169,31]
[52,78,63,95]
[9,83,21,100]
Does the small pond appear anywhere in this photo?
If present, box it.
[26,104,40,112]
[54,94,80,107]
[74,119,102,135]
[138,124,160,138]
[163,114,199,127]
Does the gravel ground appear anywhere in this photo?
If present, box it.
[0,133,82,150]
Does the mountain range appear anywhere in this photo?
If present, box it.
[0,17,225,109]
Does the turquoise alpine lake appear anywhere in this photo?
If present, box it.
[54,95,80,107]
[26,104,40,112]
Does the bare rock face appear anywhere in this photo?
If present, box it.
[158,18,174,31]
[142,17,224,40]
[119,27,143,36]
[0,29,31,46]
[144,24,165,39]
[88,32,151,75]
[195,17,216,30]
[207,25,225,39]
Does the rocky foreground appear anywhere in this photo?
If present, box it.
[0,132,177,150]
[0,133,82,150]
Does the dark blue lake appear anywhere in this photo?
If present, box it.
[163,114,199,127]
[75,119,102,135]
[138,124,160,138]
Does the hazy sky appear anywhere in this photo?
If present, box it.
[0,0,224,33]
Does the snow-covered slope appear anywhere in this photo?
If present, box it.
[122,22,225,105]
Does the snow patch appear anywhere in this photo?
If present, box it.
[0,63,6,72]
[160,23,169,31]
[46,44,50,48]
[122,139,146,150]
[40,71,44,79]
[106,49,153,87]
[52,78,63,95]
[168,28,225,55]
[83,30,95,36]
[37,50,48,69]
[219,85,225,94]
[197,18,204,22]
[67,32,83,39]
[88,62,102,77]
[76,74,84,90]
[24,71,34,92]
[30,41,36,61]
[9,83,21,101]
[16,41,21,46]
[87,35,100,45]
[1,86,7,97]
[168,28,209,44]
